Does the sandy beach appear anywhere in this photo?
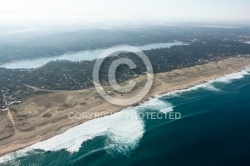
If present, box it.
[1,57,250,157]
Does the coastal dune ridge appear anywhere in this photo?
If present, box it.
[1,57,250,163]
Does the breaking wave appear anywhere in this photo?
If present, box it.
[215,70,249,83]
[138,98,174,114]
[1,68,249,164]
[0,107,145,163]
[160,68,250,98]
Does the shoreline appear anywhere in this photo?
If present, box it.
[0,41,186,69]
[1,57,250,158]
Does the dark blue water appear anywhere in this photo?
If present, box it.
[1,74,250,166]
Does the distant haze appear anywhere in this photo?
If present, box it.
[0,0,250,23]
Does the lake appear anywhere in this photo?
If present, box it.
[0,41,186,69]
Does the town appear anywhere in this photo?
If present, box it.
[1,35,250,110]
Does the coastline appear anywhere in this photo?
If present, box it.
[1,57,250,158]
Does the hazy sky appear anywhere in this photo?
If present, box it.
[0,0,250,22]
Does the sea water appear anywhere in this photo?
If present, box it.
[1,69,250,166]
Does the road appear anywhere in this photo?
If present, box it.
[3,94,17,130]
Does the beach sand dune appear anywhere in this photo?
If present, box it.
[1,57,250,156]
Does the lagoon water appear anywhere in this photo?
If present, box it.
[0,41,185,69]
[1,69,250,166]
[245,41,250,44]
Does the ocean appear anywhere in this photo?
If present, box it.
[1,69,250,166]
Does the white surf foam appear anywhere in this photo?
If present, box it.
[138,98,174,114]
[157,68,250,98]
[201,83,220,92]
[104,109,144,155]
[0,107,144,163]
[160,107,174,114]
[33,108,145,154]
[0,98,176,163]
[215,70,249,83]
[1,68,249,163]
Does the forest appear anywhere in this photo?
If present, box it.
[1,38,250,108]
